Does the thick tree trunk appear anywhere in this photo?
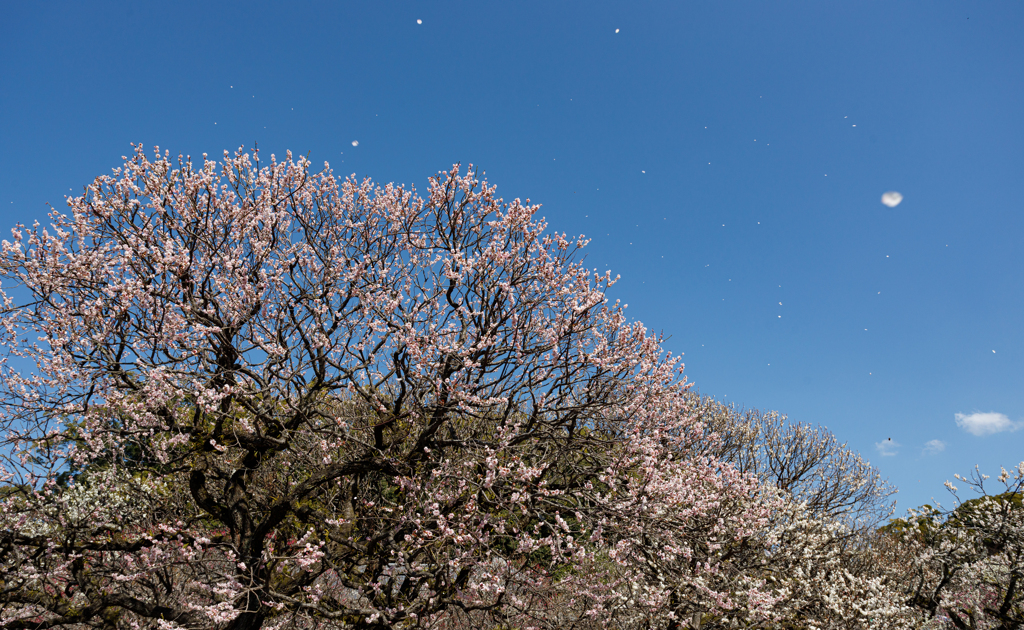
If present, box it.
[225,610,266,630]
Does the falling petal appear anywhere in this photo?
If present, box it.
[881,191,903,207]
[351,141,359,147]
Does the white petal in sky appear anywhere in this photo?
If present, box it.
[955,411,1023,436]
[881,191,903,207]
[416,19,422,24]
[351,141,359,147]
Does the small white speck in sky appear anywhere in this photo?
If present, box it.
[615,28,620,33]
[351,141,359,146]
[417,19,422,24]
[993,350,997,353]
[641,170,645,173]
[881,191,903,207]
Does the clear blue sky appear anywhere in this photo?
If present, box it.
[2,1,1021,514]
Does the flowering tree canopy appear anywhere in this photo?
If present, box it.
[884,463,1024,630]
[0,147,783,630]
[685,394,897,529]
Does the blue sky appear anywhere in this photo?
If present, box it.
[2,1,1021,514]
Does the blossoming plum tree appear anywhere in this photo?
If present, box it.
[885,463,1024,630]
[0,147,776,630]
[685,394,897,529]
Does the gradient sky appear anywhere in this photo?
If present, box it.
[2,1,1021,514]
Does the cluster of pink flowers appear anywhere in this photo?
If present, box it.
[0,146,1007,630]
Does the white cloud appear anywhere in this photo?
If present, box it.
[955,412,1022,436]
[875,439,900,457]
[923,439,945,455]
